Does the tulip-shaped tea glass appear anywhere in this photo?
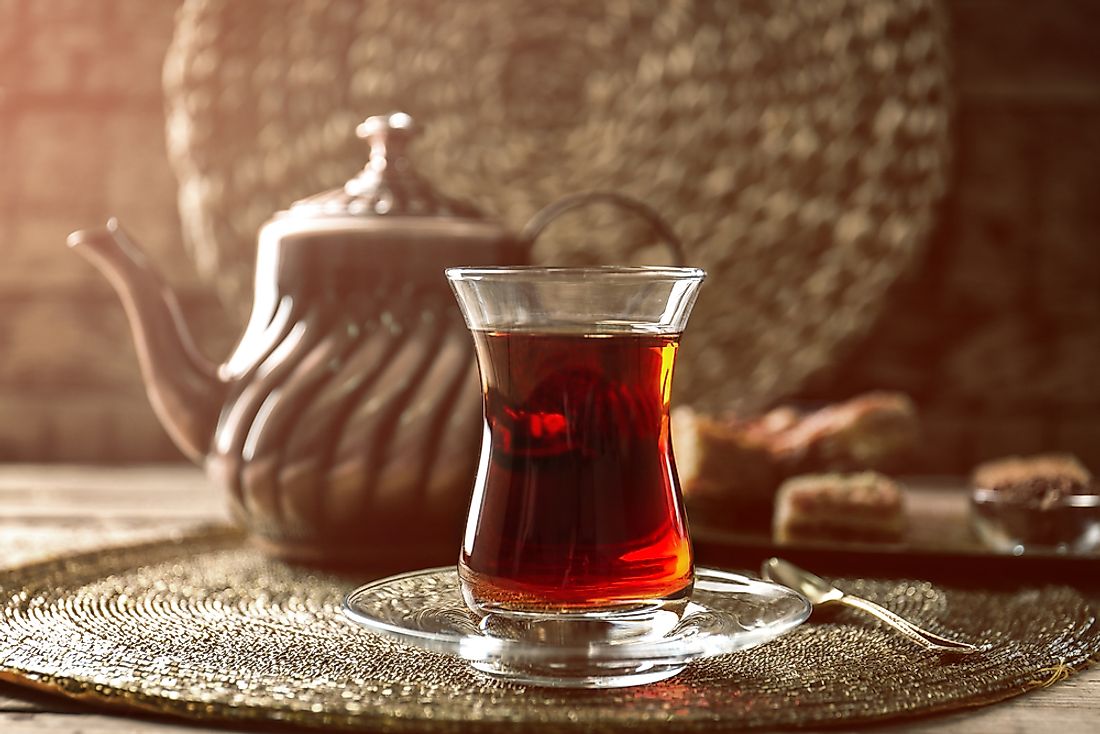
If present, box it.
[446,266,704,625]
[343,265,812,688]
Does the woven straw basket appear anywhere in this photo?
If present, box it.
[163,0,951,409]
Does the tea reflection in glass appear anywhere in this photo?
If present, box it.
[447,267,705,621]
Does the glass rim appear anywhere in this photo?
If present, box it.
[445,265,705,282]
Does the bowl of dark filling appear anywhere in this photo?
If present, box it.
[970,454,1100,554]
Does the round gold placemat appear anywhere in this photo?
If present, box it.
[0,527,1096,731]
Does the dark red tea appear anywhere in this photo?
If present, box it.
[459,329,694,612]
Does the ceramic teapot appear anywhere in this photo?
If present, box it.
[68,112,684,570]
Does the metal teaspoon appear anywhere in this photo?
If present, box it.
[762,558,980,655]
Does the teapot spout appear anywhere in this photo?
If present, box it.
[67,219,226,463]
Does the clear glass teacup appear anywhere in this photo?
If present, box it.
[447,266,705,629]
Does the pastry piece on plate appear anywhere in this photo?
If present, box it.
[764,392,920,475]
[672,407,778,533]
[673,391,918,536]
[772,471,907,545]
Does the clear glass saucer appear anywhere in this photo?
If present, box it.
[343,566,811,688]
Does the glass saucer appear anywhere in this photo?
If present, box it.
[343,566,811,688]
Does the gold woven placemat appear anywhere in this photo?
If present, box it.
[0,527,1096,732]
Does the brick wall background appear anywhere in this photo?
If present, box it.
[0,0,229,461]
[1,1,1097,471]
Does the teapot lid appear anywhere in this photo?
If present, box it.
[272,112,505,237]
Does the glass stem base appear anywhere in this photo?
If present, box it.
[469,658,686,688]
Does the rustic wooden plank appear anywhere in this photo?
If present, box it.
[872,672,1100,734]
[0,463,212,495]
[0,711,239,732]
[0,685,90,714]
[0,465,224,567]
[0,673,1098,734]
[0,464,225,519]
[0,519,214,569]
[0,694,41,713]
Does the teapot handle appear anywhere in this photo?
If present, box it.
[519,191,687,266]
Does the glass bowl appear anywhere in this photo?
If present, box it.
[970,486,1100,554]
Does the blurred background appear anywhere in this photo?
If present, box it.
[0,0,1097,473]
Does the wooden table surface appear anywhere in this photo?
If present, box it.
[0,464,1096,734]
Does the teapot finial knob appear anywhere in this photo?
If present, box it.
[356,112,416,173]
[336,111,481,217]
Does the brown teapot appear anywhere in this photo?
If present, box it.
[68,112,683,571]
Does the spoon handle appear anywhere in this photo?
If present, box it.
[837,595,980,655]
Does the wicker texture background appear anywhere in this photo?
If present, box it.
[163,0,951,410]
[0,529,1096,731]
